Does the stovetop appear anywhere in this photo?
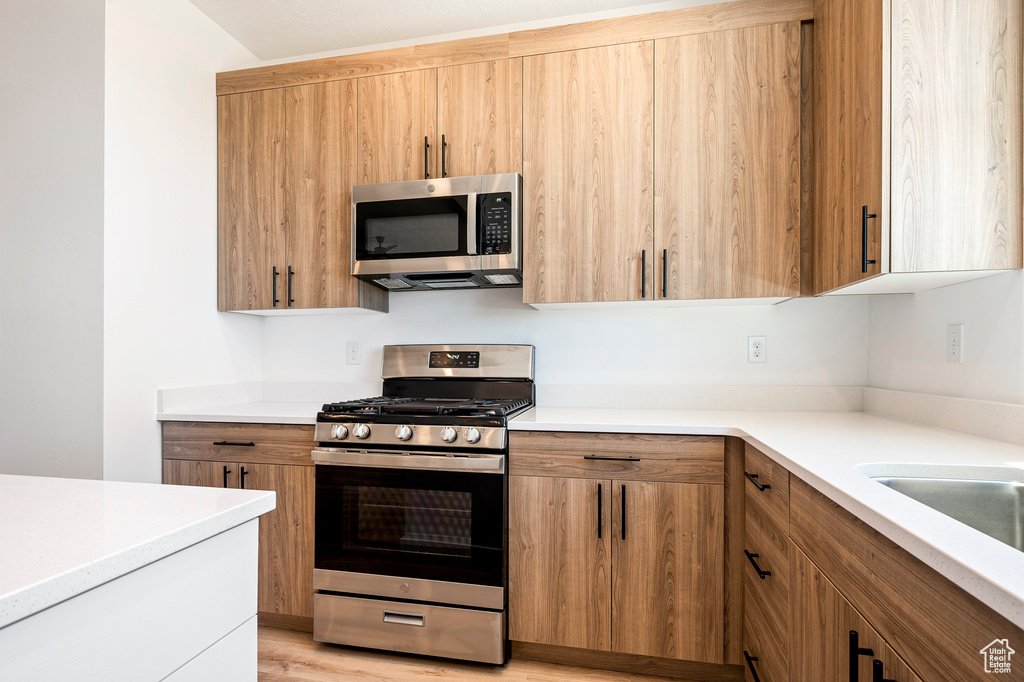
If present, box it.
[321,396,533,419]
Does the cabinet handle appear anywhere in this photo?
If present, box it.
[849,631,875,682]
[862,205,877,273]
[872,660,897,682]
[597,483,603,539]
[744,472,771,492]
[441,134,448,178]
[584,455,640,462]
[222,465,230,488]
[287,266,295,306]
[213,441,255,447]
[424,136,430,179]
[272,267,280,308]
[661,248,667,298]
[620,484,626,540]
[641,250,647,299]
[743,651,763,682]
[240,466,248,489]
[744,550,771,579]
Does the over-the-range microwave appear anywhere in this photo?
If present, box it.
[351,173,523,291]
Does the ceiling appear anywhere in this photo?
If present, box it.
[187,0,687,61]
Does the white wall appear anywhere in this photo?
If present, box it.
[261,290,870,390]
[0,2,106,478]
[868,271,1024,404]
[103,0,263,483]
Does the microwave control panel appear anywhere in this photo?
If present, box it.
[477,192,513,255]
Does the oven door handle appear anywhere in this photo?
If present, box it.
[311,447,505,473]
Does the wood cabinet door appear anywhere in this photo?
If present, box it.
[437,59,522,177]
[812,0,885,293]
[523,42,655,304]
[791,543,921,682]
[655,23,801,300]
[244,463,315,619]
[611,481,724,662]
[217,88,287,311]
[357,69,437,184]
[162,459,236,488]
[509,475,612,651]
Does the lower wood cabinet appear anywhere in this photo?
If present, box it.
[162,422,315,629]
[509,431,726,664]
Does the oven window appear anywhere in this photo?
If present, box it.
[349,486,472,557]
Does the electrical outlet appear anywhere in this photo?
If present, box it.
[346,341,361,365]
[748,336,767,363]
[947,324,964,363]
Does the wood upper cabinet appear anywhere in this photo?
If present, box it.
[162,422,316,625]
[791,543,921,682]
[655,22,802,300]
[358,59,522,184]
[523,42,655,304]
[813,0,1022,295]
[509,432,725,663]
[218,81,387,312]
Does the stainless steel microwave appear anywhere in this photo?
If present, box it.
[351,173,522,291]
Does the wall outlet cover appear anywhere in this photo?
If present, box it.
[748,336,767,363]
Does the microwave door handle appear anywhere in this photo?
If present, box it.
[466,195,478,256]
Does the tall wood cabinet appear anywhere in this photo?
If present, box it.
[357,59,522,184]
[162,422,316,629]
[655,22,802,301]
[522,42,655,304]
[218,81,387,313]
[813,0,1022,295]
[509,431,726,664]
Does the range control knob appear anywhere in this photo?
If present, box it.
[440,426,458,443]
[463,427,481,444]
[353,424,371,440]
[395,425,413,441]
[331,424,349,440]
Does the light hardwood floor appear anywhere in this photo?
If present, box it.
[258,627,680,681]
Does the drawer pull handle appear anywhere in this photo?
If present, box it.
[743,651,762,682]
[849,631,874,682]
[383,611,425,627]
[872,660,896,682]
[213,441,255,447]
[744,550,771,579]
[584,455,641,462]
[744,471,771,492]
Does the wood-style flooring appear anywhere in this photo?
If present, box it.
[259,627,679,681]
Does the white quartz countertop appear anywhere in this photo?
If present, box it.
[0,475,275,630]
[157,401,321,424]
[511,407,1024,630]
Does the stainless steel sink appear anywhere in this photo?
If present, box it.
[872,476,1024,552]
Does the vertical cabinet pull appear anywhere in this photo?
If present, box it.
[872,660,897,682]
[597,483,603,539]
[240,466,248,489]
[743,651,763,682]
[640,250,647,299]
[661,248,667,298]
[441,134,448,178]
[744,550,772,579]
[222,465,230,488]
[272,267,280,308]
[744,472,771,492]
[424,136,430,179]
[862,205,877,273]
[849,631,875,682]
[620,484,627,540]
[287,266,295,306]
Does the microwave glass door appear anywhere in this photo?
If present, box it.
[355,196,469,260]
[314,463,505,587]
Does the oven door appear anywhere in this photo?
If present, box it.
[312,448,506,609]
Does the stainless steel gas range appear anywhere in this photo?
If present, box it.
[310,344,535,665]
